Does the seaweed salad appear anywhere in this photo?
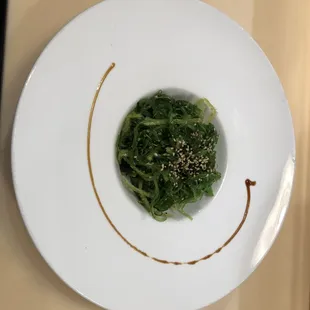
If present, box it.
[116,91,221,221]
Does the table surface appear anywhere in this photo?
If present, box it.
[1,0,310,309]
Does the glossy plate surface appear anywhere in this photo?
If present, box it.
[12,1,295,309]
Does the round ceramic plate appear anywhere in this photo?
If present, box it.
[12,1,295,309]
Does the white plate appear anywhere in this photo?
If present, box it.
[12,1,295,309]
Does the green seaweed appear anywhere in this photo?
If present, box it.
[116,91,221,221]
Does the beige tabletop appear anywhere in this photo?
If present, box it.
[1,0,310,309]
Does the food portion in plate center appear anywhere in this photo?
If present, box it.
[116,90,221,221]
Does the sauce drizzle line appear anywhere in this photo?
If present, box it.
[87,63,256,265]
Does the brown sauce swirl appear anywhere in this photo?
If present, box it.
[87,63,256,265]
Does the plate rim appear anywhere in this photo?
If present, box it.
[11,0,296,309]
